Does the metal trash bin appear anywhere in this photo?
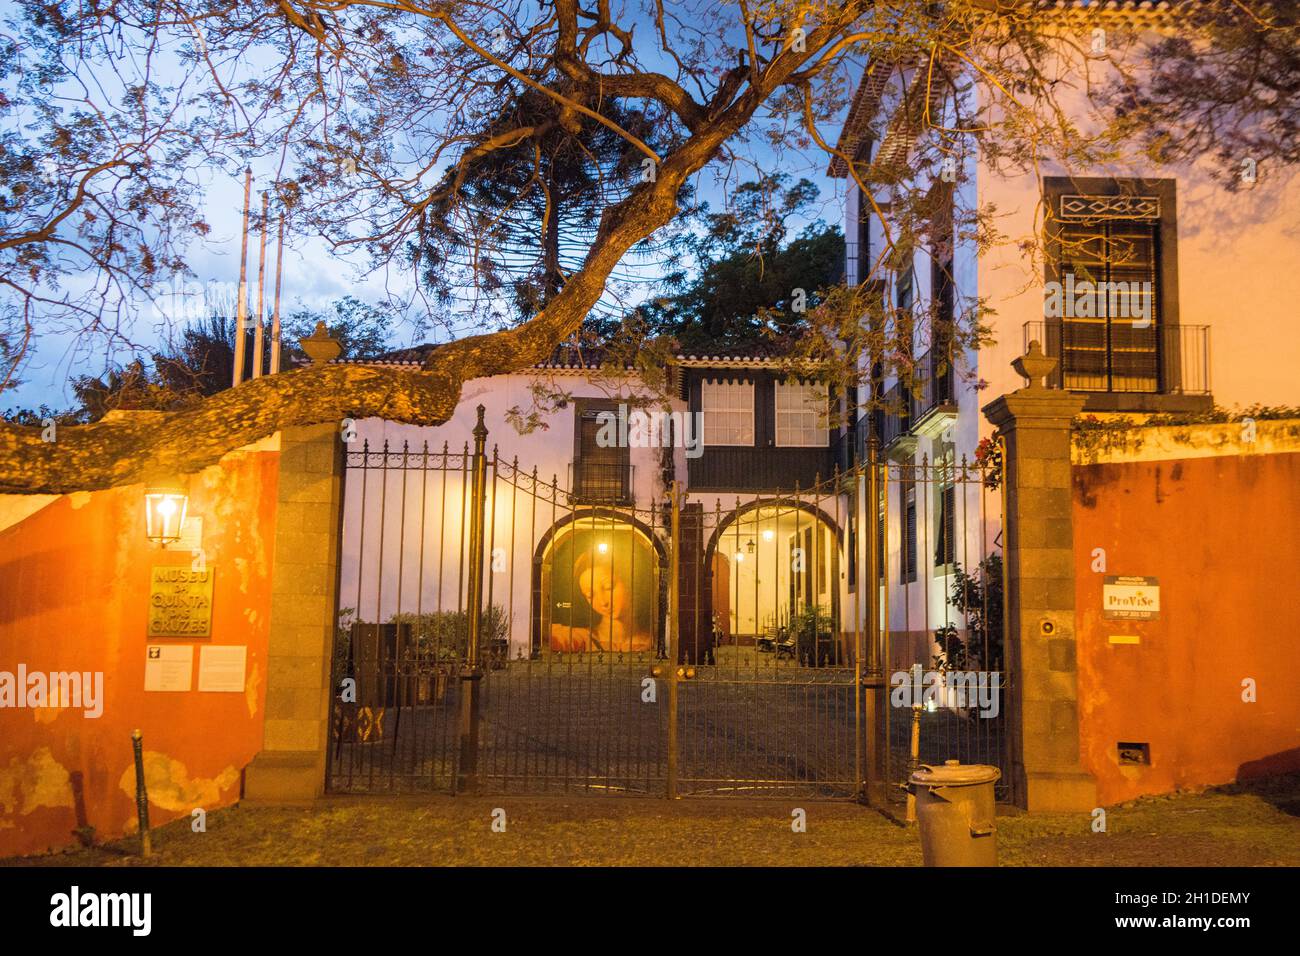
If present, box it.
[908,760,1000,866]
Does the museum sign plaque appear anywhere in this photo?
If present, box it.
[148,566,215,637]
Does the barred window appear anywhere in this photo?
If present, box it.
[574,404,629,502]
[701,379,755,446]
[774,379,828,448]
[1057,219,1160,392]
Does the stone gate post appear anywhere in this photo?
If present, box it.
[244,421,344,801]
[982,343,1097,812]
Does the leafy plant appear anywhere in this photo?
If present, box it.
[933,554,1004,674]
[789,604,838,667]
[973,435,1003,490]
[388,606,511,662]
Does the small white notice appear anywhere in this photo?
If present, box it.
[145,644,193,692]
[198,645,247,692]
[1102,575,1160,621]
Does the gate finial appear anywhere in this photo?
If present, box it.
[1012,340,1058,390]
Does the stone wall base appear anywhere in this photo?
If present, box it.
[243,750,326,804]
[1024,770,1098,813]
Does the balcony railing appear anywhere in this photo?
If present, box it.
[878,380,912,448]
[1024,321,1211,395]
[914,349,956,421]
[568,460,633,504]
[872,349,958,450]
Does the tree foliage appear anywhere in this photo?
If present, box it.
[644,175,845,351]
[0,1,1295,491]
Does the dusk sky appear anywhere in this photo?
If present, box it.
[2,0,858,411]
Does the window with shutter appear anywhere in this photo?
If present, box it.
[847,490,857,594]
[573,405,629,501]
[901,480,917,584]
[1058,219,1160,392]
[930,186,956,404]
[934,483,956,568]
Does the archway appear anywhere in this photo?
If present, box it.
[705,500,841,664]
[531,509,666,657]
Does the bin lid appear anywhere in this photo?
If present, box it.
[909,760,1001,787]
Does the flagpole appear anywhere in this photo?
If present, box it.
[252,191,269,378]
[270,214,285,374]
[232,168,252,387]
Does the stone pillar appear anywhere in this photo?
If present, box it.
[244,422,343,802]
[982,343,1097,813]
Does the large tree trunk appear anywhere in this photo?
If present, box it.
[0,129,718,495]
[0,0,838,496]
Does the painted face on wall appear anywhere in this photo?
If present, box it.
[579,564,626,620]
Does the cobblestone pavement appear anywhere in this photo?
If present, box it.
[7,776,1299,867]
[328,659,1005,800]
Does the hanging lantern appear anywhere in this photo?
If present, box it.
[144,479,189,545]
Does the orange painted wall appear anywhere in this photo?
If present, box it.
[0,448,278,857]
[1073,451,1300,805]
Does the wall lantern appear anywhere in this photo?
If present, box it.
[144,479,189,546]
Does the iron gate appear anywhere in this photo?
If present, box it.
[326,409,1011,802]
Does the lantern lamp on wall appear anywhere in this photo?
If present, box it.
[144,479,189,546]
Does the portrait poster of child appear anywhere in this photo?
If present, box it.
[545,526,657,653]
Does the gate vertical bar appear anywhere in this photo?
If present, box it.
[862,436,884,804]
[456,405,490,793]
[852,466,864,800]
[666,480,681,799]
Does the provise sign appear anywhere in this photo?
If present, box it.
[1102,575,1160,621]
[147,566,215,637]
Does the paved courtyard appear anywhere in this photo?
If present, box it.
[329,658,1008,800]
[8,775,1299,867]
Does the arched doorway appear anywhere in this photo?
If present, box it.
[706,500,841,665]
[531,510,665,657]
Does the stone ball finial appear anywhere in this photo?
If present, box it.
[299,320,342,364]
[1012,340,1058,390]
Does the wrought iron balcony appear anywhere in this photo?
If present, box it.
[872,350,958,451]
[878,380,913,448]
[1023,321,1211,398]
[568,460,633,504]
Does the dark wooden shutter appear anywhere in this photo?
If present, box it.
[935,484,955,566]
[575,407,629,501]
[902,481,917,582]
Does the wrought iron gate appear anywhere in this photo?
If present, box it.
[326,409,1011,802]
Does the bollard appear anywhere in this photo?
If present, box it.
[131,729,152,858]
[905,703,922,823]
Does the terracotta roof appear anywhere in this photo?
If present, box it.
[336,340,798,371]
[828,60,895,178]
[673,340,795,366]
[369,343,441,365]
[336,343,633,371]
